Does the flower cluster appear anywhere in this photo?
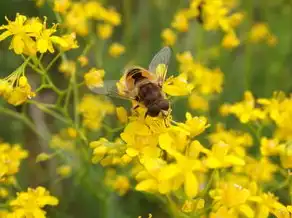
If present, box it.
[6,187,58,218]
[176,51,224,111]
[0,13,77,56]
[0,142,28,183]
[161,0,244,49]
[79,94,115,130]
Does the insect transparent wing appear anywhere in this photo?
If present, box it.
[148,47,172,85]
[89,80,134,101]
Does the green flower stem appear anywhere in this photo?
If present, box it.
[46,51,63,71]
[0,107,45,140]
[28,100,72,125]
[34,56,64,95]
[71,71,80,129]
[64,83,72,117]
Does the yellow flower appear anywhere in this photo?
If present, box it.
[0,14,39,55]
[188,93,209,111]
[90,138,110,163]
[163,73,194,96]
[57,33,78,51]
[210,182,254,218]
[249,23,270,43]
[65,3,89,36]
[58,60,76,77]
[245,157,277,182]
[267,34,278,47]
[67,127,77,138]
[171,11,189,32]
[229,12,245,28]
[260,137,284,156]
[97,23,113,39]
[210,206,237,218]
[108,43,125,58]
[208,124,253,157]
[0,187,8,198]
[280,144,292,169]
[0,142,28,181]
[53,0,71,14]
[78,55,88,67]
[113,176,130,196]
[84,68,105,89]
[182,199,205,213]
[222,31,240,49]
[56,165,72,177]
[116,106,128,124]
[161,28,177,46]
[221,91,266,123]
[8,186,58,218]
[204,141,245,168]
[79,95,115,130]
[202,0,232,32]
[177,112,209,137]
[5,76,35,106]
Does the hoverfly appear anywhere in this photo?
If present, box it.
[90,47,172,119]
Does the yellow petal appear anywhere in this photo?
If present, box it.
[159,132,173,150]
[126,148,139,157]
[136,179,157,192]
[0,31,12,41]
[37,38,49,53]
[238,204,255,218]
[158,164,180,181]
[11,35,24,54]
[184,172,198,198]
[51,35,69,47]
[224,155,245,166]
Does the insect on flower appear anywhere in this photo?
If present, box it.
[89,47,172,120]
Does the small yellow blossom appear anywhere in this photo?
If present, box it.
[0,142,28,181]
[0,188,9,198]
[222,31,240,49]
[280,144,292,169]
[53,0,71,14]
[108,43,125,58]
[84,68,105,89]
[249,23,271,43]
[267,34,278,47]
[163,73,194,96]
[210,182,254,218]
[59,60,76,77]
[79,95,115,130]
[161,28,177,46]
[113,176,130,196]
[56,165,72,177]
[220,91,266,123]
[97,23,113,39]
[188,93,209,111]
[260,137,284,156]
[8,186,58,218]
[171,12,189,32]
[78,55,89,67]
[178,112,209,137]
[64,3,89,36]
[245,157,277,182]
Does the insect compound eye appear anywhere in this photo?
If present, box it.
[159,100,169,111]
[147,105,160,117]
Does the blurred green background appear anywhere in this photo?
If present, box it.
[0,0,292,217]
